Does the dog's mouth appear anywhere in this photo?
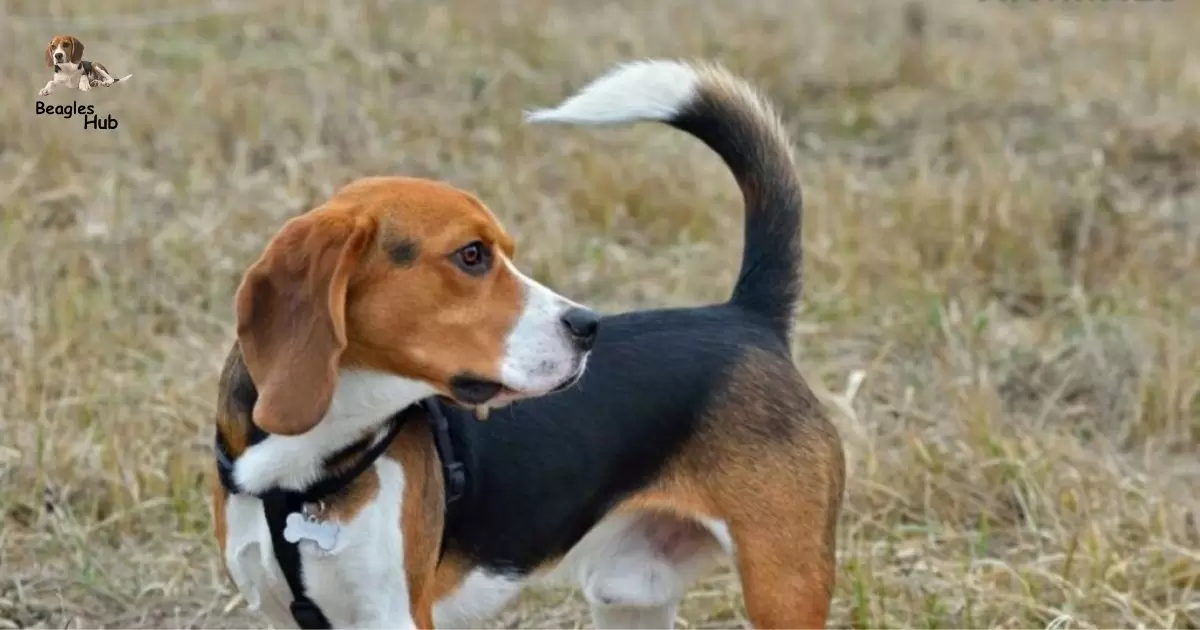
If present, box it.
[448,364,586,409]
[448,374,511,406]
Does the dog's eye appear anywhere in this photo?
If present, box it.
[453,241,491,276]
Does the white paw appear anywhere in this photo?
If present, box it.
[78,81,91,92]
[38,88,51,96]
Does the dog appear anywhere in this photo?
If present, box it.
[39,35,132,96]
[211,59,845,630]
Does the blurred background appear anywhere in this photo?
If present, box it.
[1,0,1197,628]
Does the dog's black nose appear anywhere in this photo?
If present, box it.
[560,308,599,351]
[54,52,63,60]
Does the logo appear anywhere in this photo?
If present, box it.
[37,35,131,130]
[34,101,118,130]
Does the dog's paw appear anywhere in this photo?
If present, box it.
[38,87,51,96]
[78,81,91,92]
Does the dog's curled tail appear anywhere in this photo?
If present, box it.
[526,60,803,339]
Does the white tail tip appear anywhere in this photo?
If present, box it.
[524,59,701,127]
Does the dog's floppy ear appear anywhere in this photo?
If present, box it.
[45,41,54,68]
[234,214,374,436]
[67,36,83,64]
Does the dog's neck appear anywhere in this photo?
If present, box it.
[230,369,437,494]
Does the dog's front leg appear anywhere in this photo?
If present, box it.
[38,80,56,96]
[77,78,91,92]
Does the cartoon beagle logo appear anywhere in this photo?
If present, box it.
[39,35,132,96]
[36,35,131,131]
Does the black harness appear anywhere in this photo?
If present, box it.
[214,398,467,630]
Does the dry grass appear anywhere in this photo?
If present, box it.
[2,0,1198,628]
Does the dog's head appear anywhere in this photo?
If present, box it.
[234,176,598,436]
[45,35,83,68]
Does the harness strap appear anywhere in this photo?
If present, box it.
[262,490,332,629]
[215,398,468,629]
[427,399,467,509]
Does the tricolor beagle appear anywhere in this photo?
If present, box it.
[39,35,132,97]
[212,59,845,630]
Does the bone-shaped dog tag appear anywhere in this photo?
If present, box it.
[282,512,340,552]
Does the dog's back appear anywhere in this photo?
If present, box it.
[433,61,843,630]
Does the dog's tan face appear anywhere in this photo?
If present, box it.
[45,35,83,68]
[233,176,595,436]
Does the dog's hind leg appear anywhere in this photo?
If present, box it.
[687,352,846,629]
[716,433,843,629]
[584,548,681,630]
[730,518,838,629]
[95,66,117,86]
[573,512,723,629]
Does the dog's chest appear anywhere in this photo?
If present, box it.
[56,71,83,88]
[222,458,416,629]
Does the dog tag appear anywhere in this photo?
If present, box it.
[282,512,340,552]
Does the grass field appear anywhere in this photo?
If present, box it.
[2,0,1198,628]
